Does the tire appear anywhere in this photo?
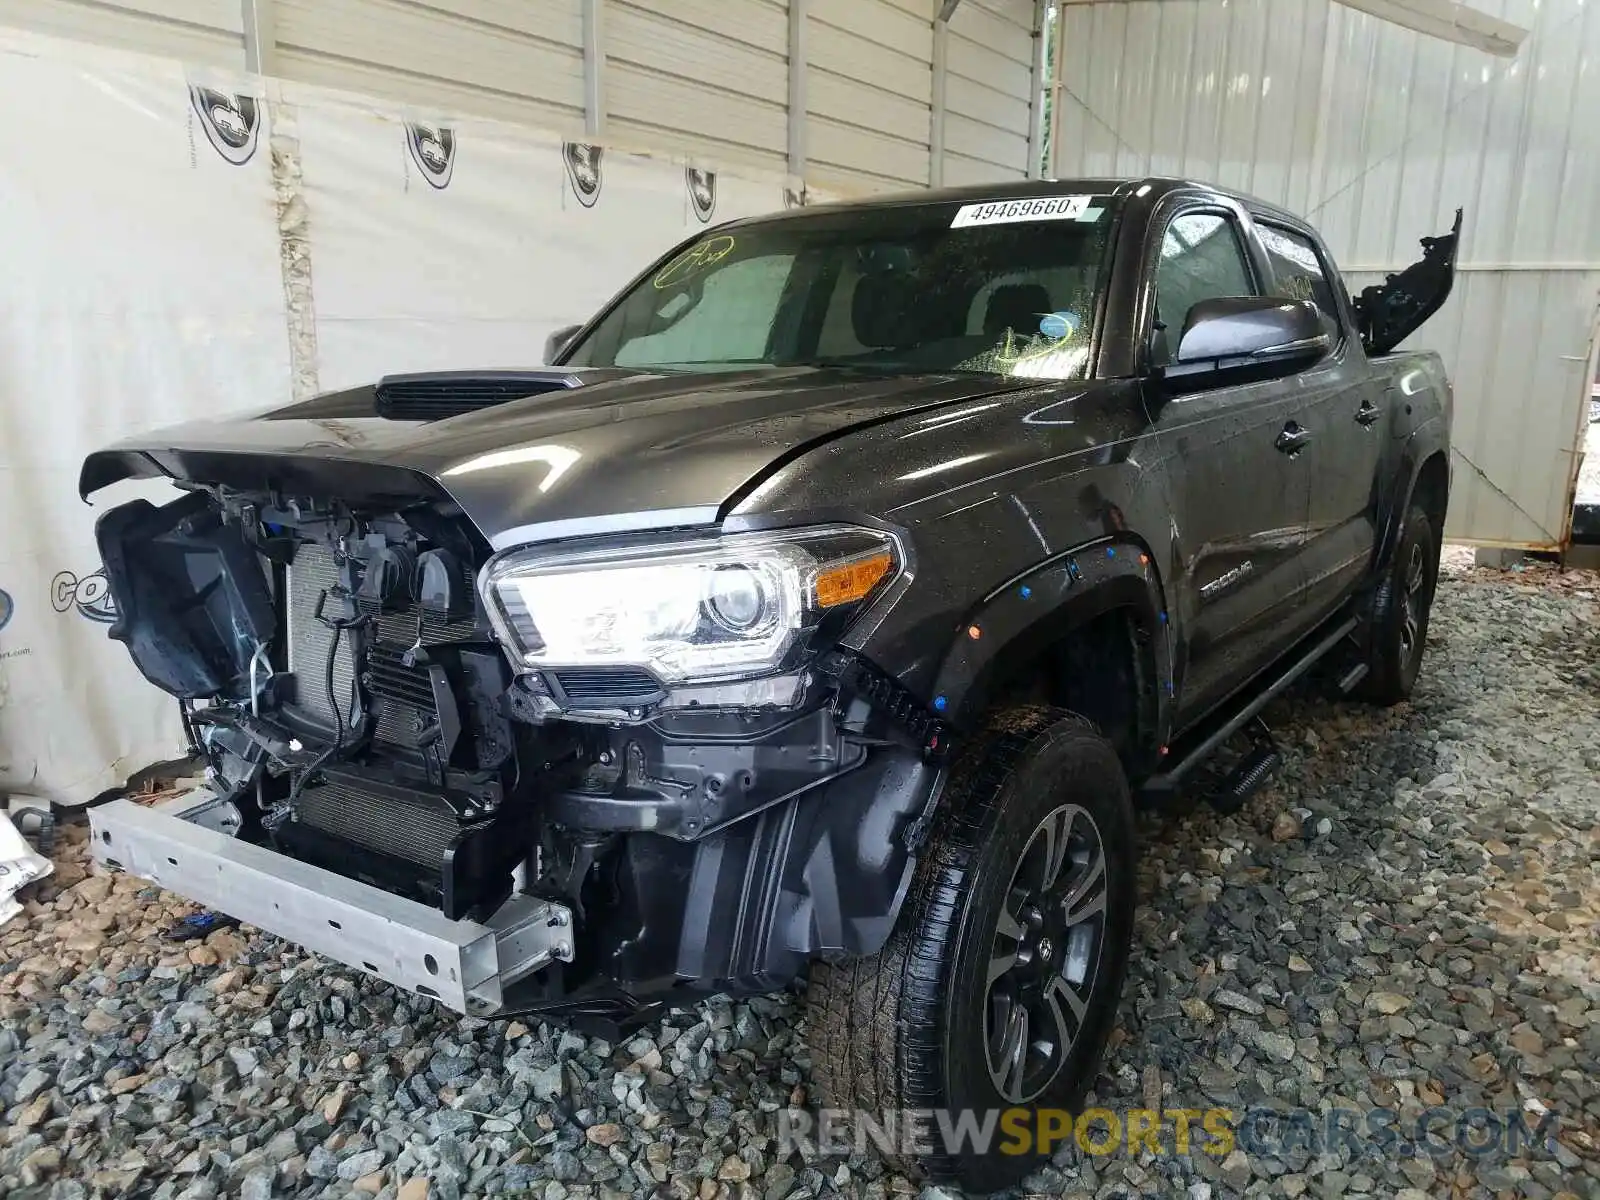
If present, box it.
[1357,504,1440,705]
[805,707,1136,1191]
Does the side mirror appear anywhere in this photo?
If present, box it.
[543,323,583,364]
[1163,297,1329,387]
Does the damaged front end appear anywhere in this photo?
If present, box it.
[84,475,940,1027]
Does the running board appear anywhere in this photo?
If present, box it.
[1144,616,1358,793]
[1337,662,1370,694]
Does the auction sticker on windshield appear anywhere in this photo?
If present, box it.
[951,196,1096,227]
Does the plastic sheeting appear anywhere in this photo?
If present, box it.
[0,809,54,927]
[0,31,801,804]
[296,103,788,394]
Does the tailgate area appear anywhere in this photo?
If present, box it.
[89,793,573,1015]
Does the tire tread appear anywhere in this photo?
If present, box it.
[805,706,1103,1181]
[1358,504,1438,705]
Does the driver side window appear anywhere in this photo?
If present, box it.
[1152,212,1257,366]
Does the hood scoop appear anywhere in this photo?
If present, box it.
[375,370,586,421]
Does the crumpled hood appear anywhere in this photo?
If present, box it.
[80,367,1030,548]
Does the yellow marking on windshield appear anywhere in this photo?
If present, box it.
[653,235,737,290]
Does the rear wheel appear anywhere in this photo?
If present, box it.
[1358,504,1439,704]
[805,707,1136,1190]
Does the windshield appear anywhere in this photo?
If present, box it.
[563,195,1117,381]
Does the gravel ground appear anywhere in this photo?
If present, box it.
[2,556,1597,1200]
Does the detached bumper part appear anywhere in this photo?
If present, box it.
[89,795,573,1015]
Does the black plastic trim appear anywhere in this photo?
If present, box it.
[374,370,587,422]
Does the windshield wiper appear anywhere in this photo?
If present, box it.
[643,359,776,367]
[787,358,924,372]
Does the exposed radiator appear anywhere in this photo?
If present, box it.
[274,765,516,918]
[294,772,459,868]
[286,544,362,730]
[286,543,477,749]
[280,546,516,918]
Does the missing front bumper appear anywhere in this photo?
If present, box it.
[89,793,573,1015]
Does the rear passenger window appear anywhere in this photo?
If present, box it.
[1152,213,1256,366]
[1258,223,1342,338]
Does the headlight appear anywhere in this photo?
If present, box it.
[481,526,901,684]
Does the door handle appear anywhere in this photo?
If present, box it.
[1355,399,1383,426]
[1275,421,1313,455]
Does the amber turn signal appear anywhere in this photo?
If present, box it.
[814,550,894,608]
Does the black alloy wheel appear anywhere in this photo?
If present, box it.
[1358,503,1439,704]
[983,802,1109,1103]
[807,707,1136,1190]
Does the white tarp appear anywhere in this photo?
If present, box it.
[0,31,800,804]
[293,98,787,393]
[0,37,287,804]
[0,809,54,926]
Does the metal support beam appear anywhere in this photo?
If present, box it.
[929,18,948,187]
[1053,0,1526,57]
[1334,0,1526,56]
[240,0,277,75]
[1046,0,1068,176]
[582,0,604,139]
[1026,0,1050,179]
[788,0,808,182]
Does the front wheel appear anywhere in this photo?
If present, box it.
[804,707,1136,1191]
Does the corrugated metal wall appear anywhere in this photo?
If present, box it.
[1055,0,1600,548]
[806,0,934,190]
[608,0,789,174]
[801,0,1038,192]
[0,0,244,65]
[274,0,587,134]
[944,0,1036,182]
[0,0,1041,193]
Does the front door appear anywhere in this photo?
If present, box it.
[1142,207,1316,728]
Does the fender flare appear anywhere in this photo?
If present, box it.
[1374,420,1450,573]
[928,533,1175,743]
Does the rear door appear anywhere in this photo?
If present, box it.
[1254,220,1385,616]
[1141,203,1317,727]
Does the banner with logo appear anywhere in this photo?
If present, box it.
[0,31,807,804]
[289,96,784,392]
[0,39,288,804]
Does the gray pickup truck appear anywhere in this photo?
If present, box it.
[81,178,1455,1187]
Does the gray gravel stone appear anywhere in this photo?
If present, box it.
[337,1148,385,1180]
[305,1146,340,1180]
[543,1149,583,1182]
[13,1068,52,1104]
[1213,989,1265,1017]
[1255,1030,1297,1062]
